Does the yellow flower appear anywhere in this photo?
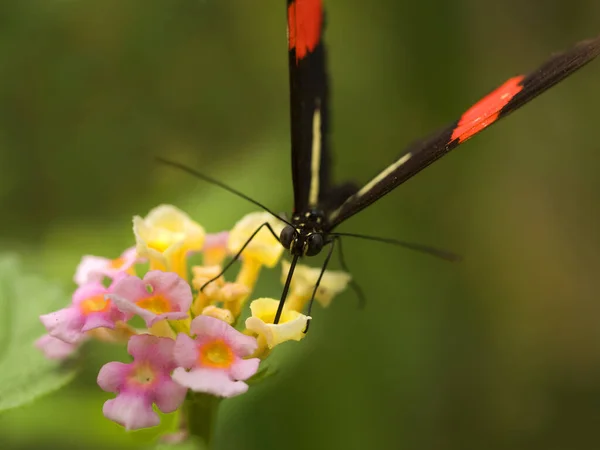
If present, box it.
[227,212,285,290]
[280,260,351,312]
[201,305,234,325]
[133,205,205,278]
[190,265,250,319]
[219,282,251,319]
[245,298,309,358]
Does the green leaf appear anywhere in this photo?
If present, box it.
[0,254,79,412]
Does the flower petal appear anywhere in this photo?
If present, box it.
[189,315,257,355]
[81,313,117,332]
[203,231,229,265]
[35,334,80,360]
[201,306,234,325]
[127,334,177,371]
[226,331,259,357]
[227,212,285,267]
[115,246,141,269]
[230,357,260,381]
[110,275,148,304]
[154,377,188,413]
[103,393,159,431]
[108,294,188,328]
[97,361,131,392]
[245,298,310,349]
[40,308,85,344]
[146,205,204,243]
[245,316,308,348]
[189,315,229,339]
[133,205,205,271]
[172,367,249,398]
[72,282,109,305]
[204,231,229,251]
[144,271,193,312]
[173,333,198,369]
[74,256,110,286]
[74,248,141,286]
[281,260,351,307]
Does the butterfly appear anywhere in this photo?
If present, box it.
[159,0,600,324]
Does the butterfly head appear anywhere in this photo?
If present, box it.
[280,210,327,256]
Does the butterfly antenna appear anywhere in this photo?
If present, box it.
[155,157,293,227]
[330,232,461,262]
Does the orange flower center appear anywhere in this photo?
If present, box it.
[80,294,110,315]
[137,295,171,314]
[109,256,125,269]
[199,339,234,369]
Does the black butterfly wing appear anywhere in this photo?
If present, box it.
[287,0,353,214]
[327,35,600,229]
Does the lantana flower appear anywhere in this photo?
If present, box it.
[35,334,83,360]
[227,212,285,289]
[133,205,205,277]
[74,247,141,286]
[40,281,128,344]
[245,298,310,357]
[280,260,351,312]
[36,203,351,441]
[172,315,260,397]
[203,231,230,266]
[190,265,250,319]
[108,271,192,330]
[98,334,187,431]
[201,305,235,325]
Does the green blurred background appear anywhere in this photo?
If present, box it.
[2,0,600,449]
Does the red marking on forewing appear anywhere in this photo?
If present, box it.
[288,0,323,62]
[451,76,525,143]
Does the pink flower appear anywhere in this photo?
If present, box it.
[202,231,229,266]
[172,316,260,397]
[97,334,187,431]
[108,271,192,328]
[74,247,140,286]
[204,231,229,250]
[40,281,128,344]
[35,334,83,360]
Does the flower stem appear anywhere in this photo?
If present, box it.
[187,394,222,449]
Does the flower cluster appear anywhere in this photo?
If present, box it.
[36,205,350,433]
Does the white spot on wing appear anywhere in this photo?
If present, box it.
[308,105,322,207]
[329,152,412,221]
[356,153,411,198]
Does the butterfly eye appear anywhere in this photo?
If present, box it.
[280,226,296,250]
[305,233,324,256]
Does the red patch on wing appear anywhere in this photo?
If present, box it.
[451,76,525,143]
[288,0,323,63]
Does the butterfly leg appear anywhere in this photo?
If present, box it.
[335,237,367,310]
[200,222,280,291]
[302,238,337,333]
